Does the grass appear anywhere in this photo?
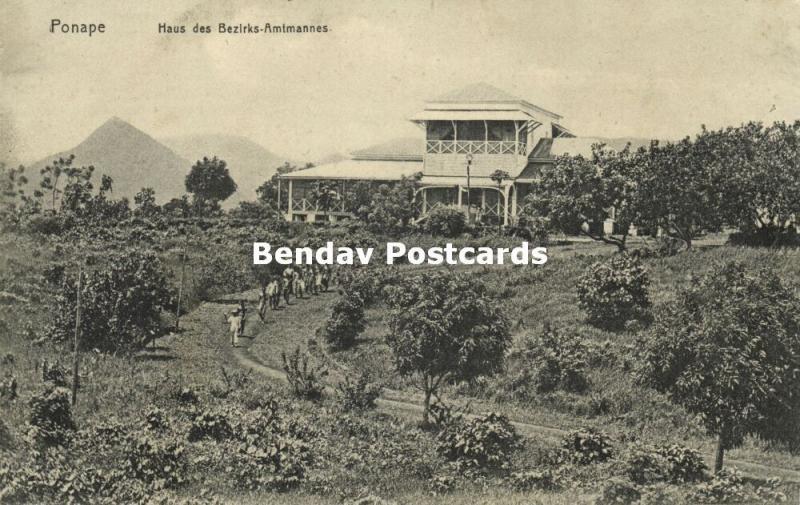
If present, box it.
[2,231,800,503]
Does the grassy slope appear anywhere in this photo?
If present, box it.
[2,233,800,503]
[240,239,800,473]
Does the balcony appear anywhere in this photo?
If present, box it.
[425,140,526,155]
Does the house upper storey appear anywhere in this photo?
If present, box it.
[409,83,574,180]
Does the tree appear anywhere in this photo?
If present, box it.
[630,137,725,249]
[346,173,421,233]
[134,187,159,217]
[256,161,313,211]
[185,156,236,212]
[39,155,96,213]
[310,180,339,222]
[49,250,173,352]
[385,272,511,425]
[638,262,800,472]
[714,121,800,245]
[525,145,636,251]
[0,163,39,226]
[489,169,510,233]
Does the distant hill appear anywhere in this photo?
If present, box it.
[162,134,288,205]
[315,152,348,165]
[29,117,190,204]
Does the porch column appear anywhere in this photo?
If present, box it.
[457,185,462,207]
[287,179,293,221]
[422,188,427,215]
[511,185,517,221]
[503,185,510,226]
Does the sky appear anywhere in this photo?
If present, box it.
[2,0,800,165]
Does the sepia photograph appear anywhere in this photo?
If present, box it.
[1,0,800,503]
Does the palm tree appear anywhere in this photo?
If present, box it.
[311,181,339,223]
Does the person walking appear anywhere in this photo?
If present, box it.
[257,286,268,322]
[224,308,243,347]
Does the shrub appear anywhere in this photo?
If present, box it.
[437,412,521,470]
[144,406,169,431]
[507,469,558,491]
[428,474,457,495]
[41,360,69,386]
[187,409,233,442]
[121,434,186,488]
[577,254,650,328]
[653,444,707,483]
[596,478,641,505]
[561,427,613,464]
[48,250,172,352]
[282,347,327,401]
[506,324,590,396]
[172,386,199,404]
[425,206,467,237]
[336,370,382,411]
[28,386,75,446]
[324,292,366,349]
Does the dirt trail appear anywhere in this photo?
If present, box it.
[196,282,800,484]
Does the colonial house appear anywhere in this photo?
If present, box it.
[280,83,651,226]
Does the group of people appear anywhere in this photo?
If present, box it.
[224,264,339,347]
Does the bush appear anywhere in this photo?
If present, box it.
[596,478,641,505]
[336,370,382,411]
[144,406,169,431]
[425,206,467,237]
[28,386,75,446]
[653,444,707,483]
[324,292,366,349]
[505,324,590,397]
[437,412,521,470]
[188,409,233,442]
[121,434,186,488]
[48,250,172,352]
[282,347,327,401]
[561,427,613,464]
[577,254,650,328]
[507,469,558,491]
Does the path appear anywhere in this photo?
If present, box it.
[196,271,800,484]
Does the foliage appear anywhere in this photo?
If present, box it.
[690,468,788,503]
[347,174,421,233]
[506,469,558,491]
[561,427,613,464]
[424,205,467,237]
[28,386,75,446]
[281,346,328,401]
[133,187,159,216]
[311,180,340,218]
[506,324,590,396]
[577,254,650,328]
[595,478,641,505]
[714,121,800,246]
[144,406,169,431]
[525,145,637,251]
[256,161,313,211]
[185,156,237,208]
[336,370,382,412]
[624,443,707,485]
[324,291,366,349]
[436,412,520,470]
[187,408,234,442]
[639,261,800,470]
[193,249,253,301]
[49,249,172,352]
[121,433,186,488]
[385,271,511,423]
[629,135,727,249]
